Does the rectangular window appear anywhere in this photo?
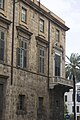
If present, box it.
[17,40,27,68]
[38,97,43,110]
[39,48,45,74]
[77,91,80,102]
[0,31,4,61]
[21,7,27,23]
[55,54,61,76]
[72,106,74,113]
[77,106,79,113]
[37,97,44,119]
[65,95,67,102]
[56,100,59,107]
[0,0,4,9]
[40,19,44,33]
[72,94,73,101]
[18,95,25,110]
[56,29,59,42]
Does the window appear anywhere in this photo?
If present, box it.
[18,95,25,111]
[77,91,80,102]
[72,94,73,101]
[38,97,43,110]
[0,0,4,9]
[40,19,44,33]
[65,95,67,102]
[77,106,79,113]
[39,47,45,74]
[21,7,27,23]
[0,31,4,61]
[37,97,44,119]
[72,106,74,113]
[17,40,27,68]
[55,54,61,76]
[56,100,59,107]
[56,29,59,42]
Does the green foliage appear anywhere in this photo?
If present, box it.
[69,114,74,120]
[64,104,68,114]
[65,53,80,82]
[64,104,68,120]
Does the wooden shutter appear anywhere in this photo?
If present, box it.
[39,48,44,73]
[55,54,61,76]
[0,31,4,61]
[17,48,20,67]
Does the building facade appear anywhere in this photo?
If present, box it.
[0,0,73,120]
[65,83,80,120]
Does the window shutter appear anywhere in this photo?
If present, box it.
[0,31,4,61]
[39,48,44,73]
[17,40,27,68]
[0,0,4,9]
[17,48,20,67]
[55,54,61,76]
[23,50,26,68]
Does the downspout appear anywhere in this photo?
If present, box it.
[11,0,15,85]
[73,74,76,120]
[48,19,50,90]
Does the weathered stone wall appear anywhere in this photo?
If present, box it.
[0,0,67,120]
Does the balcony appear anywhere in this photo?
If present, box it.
[49,76,73,91]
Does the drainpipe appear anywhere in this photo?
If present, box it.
[73,74,76,120]
[11,0,15,85]
[48,19,50,90]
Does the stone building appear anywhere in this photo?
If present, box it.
[0,0,73,120]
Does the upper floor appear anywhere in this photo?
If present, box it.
[0,0,73,89]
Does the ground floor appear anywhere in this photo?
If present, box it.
[0,66,69,120]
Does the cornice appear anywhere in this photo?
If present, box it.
[0,16,11,25]
[0,74,9,79]
[21,0,69,31]
[36,35,49,48]
[16,25,33,36]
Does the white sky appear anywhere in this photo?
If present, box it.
[40,0,80,57]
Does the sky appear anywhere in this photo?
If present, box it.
[40,0,80,57]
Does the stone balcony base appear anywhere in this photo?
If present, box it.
[49,76,73,91]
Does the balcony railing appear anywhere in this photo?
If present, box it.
[49,76,73,89]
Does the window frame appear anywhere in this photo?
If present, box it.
[18,95,25,111]
[38,97,44,110]
[77,106,79,113]
[39,47,45,74]
[72,106,74,113]
[65,95,67,102]
[36,36,48,75]
[21,7,27,23]
[40,18,44,33]
[56,29,60,42]
[72,94,73,101]
[0,0,4,10]
[17,38,27,69]
[54,53,61,76]
[0,30,5,62]
[37,97,44,119]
